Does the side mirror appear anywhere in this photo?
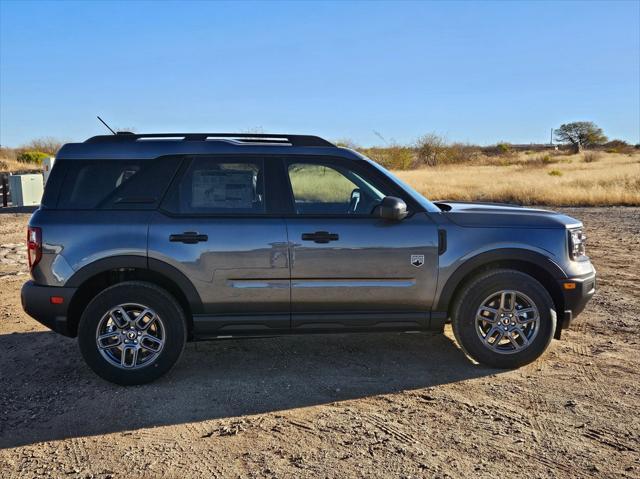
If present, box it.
[373,196,408,221]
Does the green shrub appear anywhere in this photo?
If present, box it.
[548,169,563,176]
[497,142,512,154]
[17,151,49,164]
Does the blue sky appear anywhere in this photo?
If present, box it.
[1,0,638,147]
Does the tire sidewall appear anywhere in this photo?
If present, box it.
[78,282,186,385]
[453,271,556,369]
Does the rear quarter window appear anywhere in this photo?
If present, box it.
[54,159,180,210]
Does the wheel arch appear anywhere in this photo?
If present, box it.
[65,256,202,338]
[437,249,566,339]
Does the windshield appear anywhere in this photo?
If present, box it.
[359,155,442,213]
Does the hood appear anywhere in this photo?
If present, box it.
[434,201,582,229]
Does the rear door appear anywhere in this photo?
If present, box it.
[283,158,439,331]
[148,156,291,335]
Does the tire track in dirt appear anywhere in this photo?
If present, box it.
[364,413,417,446]
[179,422,228,478]
[66,436,90,474]
[569,328,607,401]
[581,427,638,453]
[520,380,586,477]
[510,389,582,476]
[137,423,228,478]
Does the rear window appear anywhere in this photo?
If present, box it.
[55,159,180,210]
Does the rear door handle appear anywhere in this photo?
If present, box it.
[301,231,339,244]
[169,232,208,244]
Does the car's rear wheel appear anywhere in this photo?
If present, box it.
[451,269,556,369]
[78,281,186,385]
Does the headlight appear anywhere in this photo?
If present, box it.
[568,228,586,260]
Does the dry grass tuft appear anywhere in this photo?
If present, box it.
[394,151,640,206]
[0,158,42,174]
[583,151,602,163]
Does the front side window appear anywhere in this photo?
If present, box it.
[164,158,265,214]
[287,162,386,215]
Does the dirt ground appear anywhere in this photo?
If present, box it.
[0,207,638,478]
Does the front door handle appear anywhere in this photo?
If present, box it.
[169,232,208,244]
[301,231,339,244]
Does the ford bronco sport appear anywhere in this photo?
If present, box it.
[21,133,596,385]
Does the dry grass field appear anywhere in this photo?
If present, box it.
[393,151,640,206]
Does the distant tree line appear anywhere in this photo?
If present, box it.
[338,121,636,169]
[1,123,636,170]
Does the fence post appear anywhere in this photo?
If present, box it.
[1,174,7,207]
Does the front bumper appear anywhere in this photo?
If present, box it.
[21,280,77,337]
[557,266,596,333]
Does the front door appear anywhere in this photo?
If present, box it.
[283,158,439,331]
[148,156,290,335]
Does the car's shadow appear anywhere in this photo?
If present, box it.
[0,330,496,448]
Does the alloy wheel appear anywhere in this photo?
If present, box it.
[95,303,166,369]
[475,290,540,354]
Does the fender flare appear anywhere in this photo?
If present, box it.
[65,255,203,313]
[435,248,567,311]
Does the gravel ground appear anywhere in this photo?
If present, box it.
[0,207,638,478]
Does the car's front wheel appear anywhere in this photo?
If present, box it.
[451,269,556,369]
[78,281,187,385]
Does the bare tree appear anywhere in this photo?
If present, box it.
[415,133,447,166]
[23,137,64,155]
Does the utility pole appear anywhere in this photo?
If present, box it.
[550,128,553,145]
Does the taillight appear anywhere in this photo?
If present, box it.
[27,226,42,269]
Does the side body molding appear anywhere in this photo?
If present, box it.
[435,248,567,312]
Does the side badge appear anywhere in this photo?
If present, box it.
[411,254,425,268]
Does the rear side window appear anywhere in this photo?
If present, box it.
[56,159,179,210]
[162,158,265,215]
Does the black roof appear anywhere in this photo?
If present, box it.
[56,132,355,161]
[85,132,334,147]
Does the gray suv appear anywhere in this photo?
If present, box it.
[21,133,596,385]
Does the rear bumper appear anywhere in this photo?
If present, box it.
[21,280,77,337]
[557,266,596,333]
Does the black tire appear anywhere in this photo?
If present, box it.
[451,269,556,369]
[78,281,187,385]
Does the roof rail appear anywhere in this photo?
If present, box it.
[84,133,335,147]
